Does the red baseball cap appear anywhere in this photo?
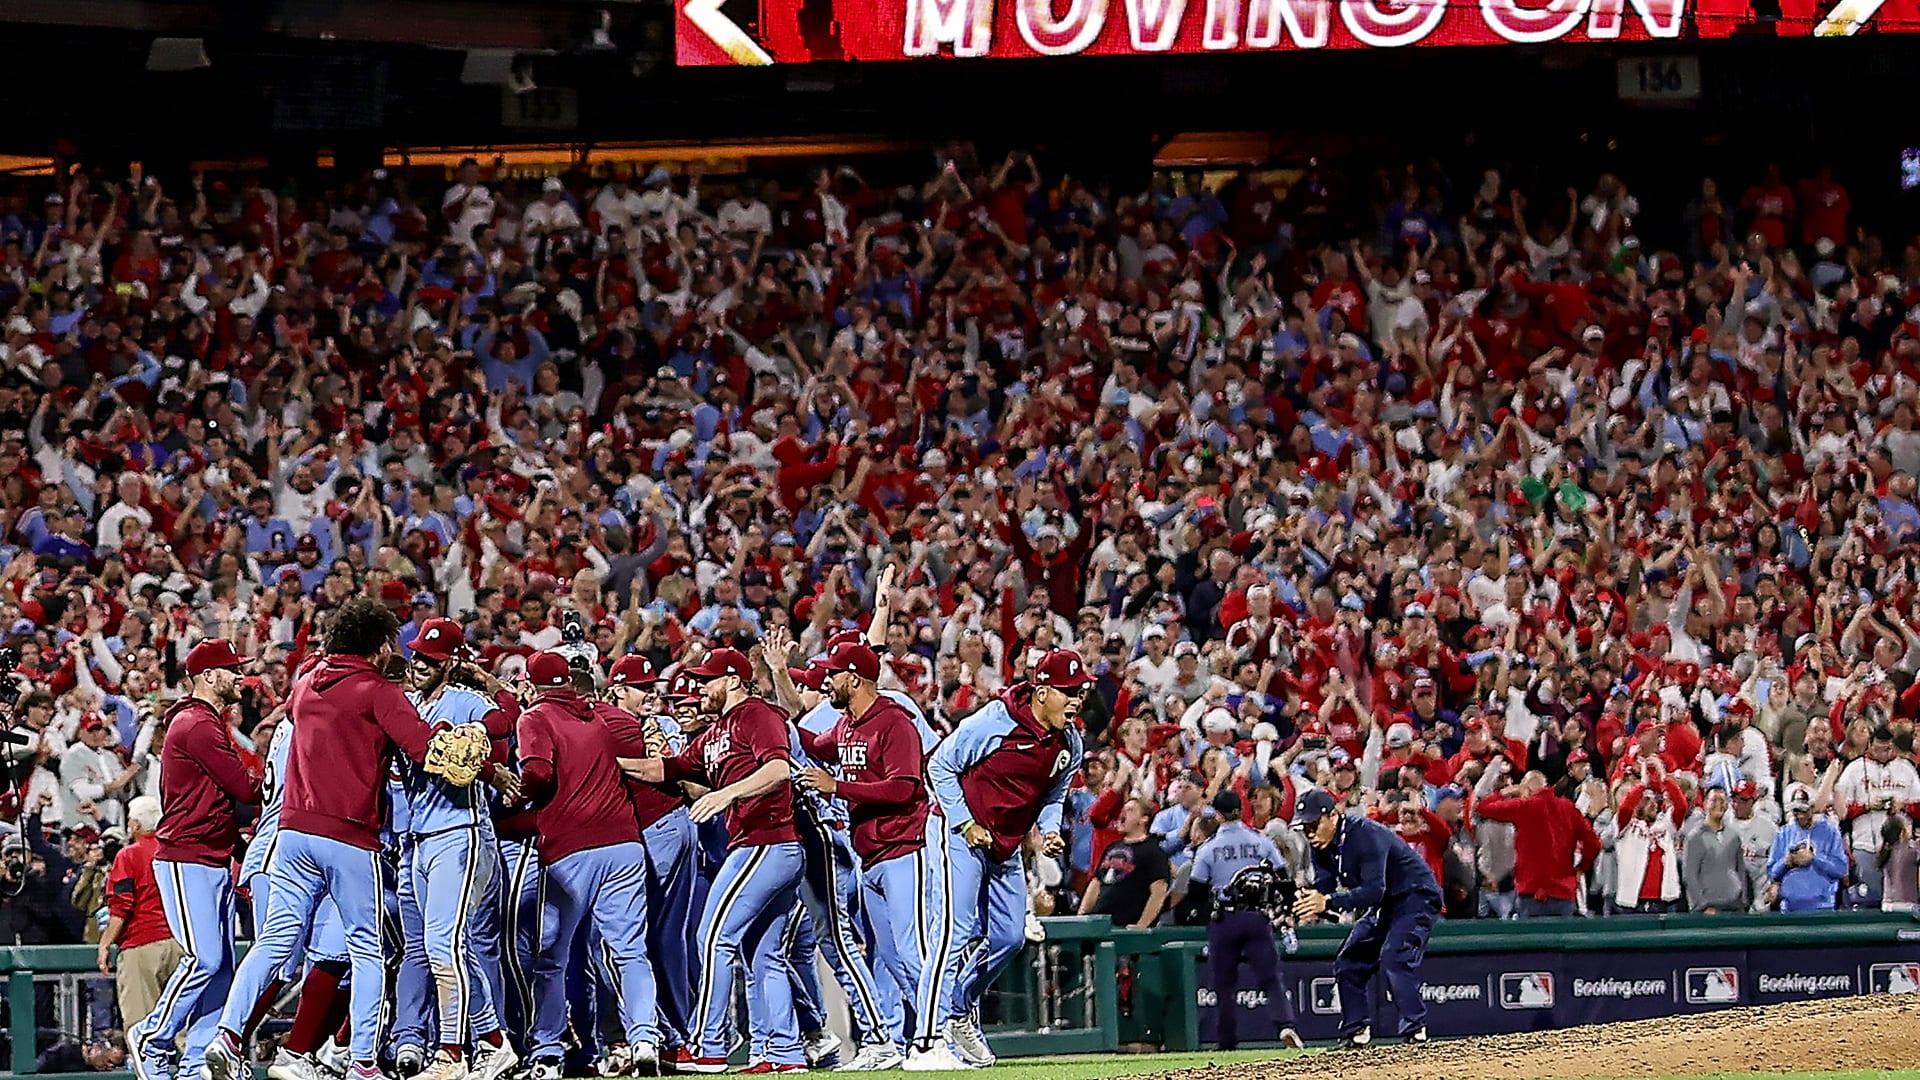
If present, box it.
[789,665,829,692]
[1724,697,1755,717]
[823,642,880,682]
[185,638,246,677]
[1732,779,1761,801]
[379,580,411,604]
[825,629,866,651]
[410,618,466,662]
[526,651,572,688]
[1567,748,1591,764]
[1030,649,1093,690]
[608,654,658,687]
[688,647,752,681]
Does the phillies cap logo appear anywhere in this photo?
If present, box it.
[424,628,442,641]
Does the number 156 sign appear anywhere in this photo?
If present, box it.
[1616,55,1702,104]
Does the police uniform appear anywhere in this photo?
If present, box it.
[1296,787,1442,1046]
[1188,792,1299,1051]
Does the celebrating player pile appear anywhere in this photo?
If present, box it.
[128,567,1100,1078]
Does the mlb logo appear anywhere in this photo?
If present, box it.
[1870,963,1920,995]
[1498,972,1554,1010]
[1309,978,1341,1015]
[1685,967,1740,1004]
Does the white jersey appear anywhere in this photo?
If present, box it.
[1835,755,1920,851]
[239,719,295,882]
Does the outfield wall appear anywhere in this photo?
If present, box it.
[983,911,1920,1054]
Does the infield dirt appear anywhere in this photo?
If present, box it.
[1182,995,1920,1080]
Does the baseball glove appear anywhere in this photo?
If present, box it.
[423,722,491,787]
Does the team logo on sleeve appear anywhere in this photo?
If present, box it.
[1052,749,1072,777]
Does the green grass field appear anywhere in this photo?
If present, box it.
[890,1059,1920,1080]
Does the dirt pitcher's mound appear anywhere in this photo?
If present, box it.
[1174,995,1920,1080]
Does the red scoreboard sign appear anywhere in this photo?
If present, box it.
[675,0,1920,63]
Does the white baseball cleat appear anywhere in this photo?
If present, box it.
[1280,1028,1305,1050]
[268,1049,327,1080]
[628,1041,659,1075]
[944,1016,995,1068]
[316,1039,350,1079]
[472,1043,519,1080]
[520,1059,564,1080]
[597,1045,632,1077]
[414,1051,469,1080]
[801,1030,843,1068]
[835,1044,905,1072]
[199,1032,247,1080]
[902,1044,973,1073]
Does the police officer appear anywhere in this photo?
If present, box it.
[1292,787,1442,1048]
[1189,792,1302,1052]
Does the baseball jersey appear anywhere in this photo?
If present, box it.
[664,697,798,849]
[795,691,936,824]
[281,655,434,851]
[592,702,685,830]
[238,718,295,881]
[397,685,500,837]
[926,688,1083,862]
[154,697,262,866]
[1190,821,1285,902]
[517,690,648,864]
[803,695,930,869]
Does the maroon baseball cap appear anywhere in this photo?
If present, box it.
[688,647,752,681]
[185,639,246,677]
[1031,649,1094,690]
[823,642,880,682]
[789,665,829,692]
[410,618,466,662]
[608,654,658,687]
[665,669,701,703]
[825,629,866,651]
[526,651,572,688]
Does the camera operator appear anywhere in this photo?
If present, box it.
[0,832,75,944]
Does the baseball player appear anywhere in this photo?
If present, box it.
[516,650,661,1077]
[1188,791,1302,1051]
[204,598,475,1080]
[762,641,896,1069]
[602,654,699,1070]
[397,618,523,1080]
[1292,786,1443,1048]
[794,642,932,1073]
[239,697,353,1080]
[130,639,261,1080]
[907,648,1088,1073]
[623,647,805,1074]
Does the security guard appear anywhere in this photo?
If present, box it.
[1189,792,1302,1051]
[1292,787,1442,1048]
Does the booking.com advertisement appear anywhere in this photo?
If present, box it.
[1195,945,1920,1042]
[675,0,1920,64]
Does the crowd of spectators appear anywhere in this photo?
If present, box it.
[0,143,1913,964]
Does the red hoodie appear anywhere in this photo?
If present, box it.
[281,654,434,851]
[1474,789,1602,902]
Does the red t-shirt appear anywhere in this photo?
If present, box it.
[107,834,171,950]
